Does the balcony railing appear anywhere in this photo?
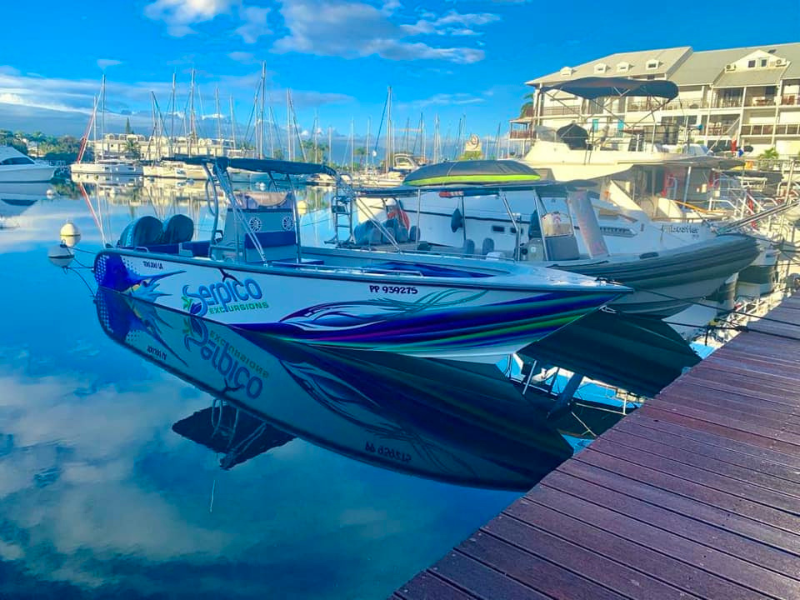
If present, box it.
[782,95,797,106]
[509,130,533,140]
[746,97,777,107]
[741,123,800,136]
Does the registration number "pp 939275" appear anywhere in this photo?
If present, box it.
[368,285,419,295]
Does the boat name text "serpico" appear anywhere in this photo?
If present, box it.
[182,278,267,316]
[184,326,265,399]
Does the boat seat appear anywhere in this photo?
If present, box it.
[354,221,382,246]
[161,214,194,244]
[545,235,580,261]
[382,218,409,244]
[481,238,495,256]
[243,230,297,248]
[529,212,542,239]
[118,216,163,248]
[463,239,476,256]
[409,225,420,242]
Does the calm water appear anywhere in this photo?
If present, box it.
[0,181,550,599]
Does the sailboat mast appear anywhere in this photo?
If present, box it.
[350,118,355,171]
[169,72,176,157]
[385,86,393,173]
[259,61,267,159]
[100,74,106,160]
[188,69,196,156]
[215,87,222,150]
[365,117,371,169]
[433,114,440,163]
[328,126,332,165]
[420,113,426,163]
[229,96,237,152]
[286,89,292,160]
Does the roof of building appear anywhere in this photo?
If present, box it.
[670,43,800,85]
[530,43,800,90]
[714,69,784,88]
[528,47,692,85]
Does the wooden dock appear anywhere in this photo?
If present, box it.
[393,294,800,600]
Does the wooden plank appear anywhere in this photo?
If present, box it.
[395,572,478,600]
[639,404,800,451]
[583,442,800,517]
[526,483,800,599]
[640,405,800,455]
[481,513,699,599]
[653,386,800,426]
[553,462,800,567]
[505,499,759,600]
[431,552,551,600]
[600,428,800,498]
[687,360,800,394]
[458,530,625,600]
[574,447,800,534]
[676,372,800,409]
[614,417,800,484]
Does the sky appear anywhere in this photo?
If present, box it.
[0,0,799,142]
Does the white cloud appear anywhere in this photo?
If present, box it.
[144,0,235,36]
[227,51,256,62]
[273,0,487,64]
[397,92,485,110]
[401,10,500,37]
[235,5,271,43]
[97,58,123,70]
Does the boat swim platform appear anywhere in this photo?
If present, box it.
[392,293,800,600]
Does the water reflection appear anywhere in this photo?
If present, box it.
[0,177,704,599]
[0,183,51,227]
[97,288,573,491]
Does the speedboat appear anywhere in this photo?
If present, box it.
[95,289,574,489]
[89,157,628,362]
[357,160,760,318]
[0,146,57,183]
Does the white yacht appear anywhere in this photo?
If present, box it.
[0,146,57,183]
[71,159,143,181]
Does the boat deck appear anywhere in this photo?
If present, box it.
[392,293,800,600]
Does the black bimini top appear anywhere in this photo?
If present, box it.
[403,160,542,187]
[171,156,338,176]
[538,77,679,101]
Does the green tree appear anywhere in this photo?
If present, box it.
[458,150,483,160]
[519,92,534,119]
[759,147,779,159]
[124,138,141,159]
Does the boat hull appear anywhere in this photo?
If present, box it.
[0,164,56,183]
[93,249,620,361]
[553,234,761,318]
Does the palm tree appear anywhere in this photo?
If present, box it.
[759,147,779,159]
[519,92,534,119]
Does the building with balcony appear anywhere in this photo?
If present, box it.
[511,43,800,157]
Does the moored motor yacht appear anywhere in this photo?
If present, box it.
[357,160,759,318]
[0,146,57,183]
[85,157,628,363]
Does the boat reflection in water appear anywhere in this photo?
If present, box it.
[95,288,574,491]
[0,182,50,227]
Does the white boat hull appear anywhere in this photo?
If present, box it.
[94,249,621,362]
[0,164,56,183]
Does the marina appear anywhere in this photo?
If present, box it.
[394,294,800,600]
[2,6,800,595]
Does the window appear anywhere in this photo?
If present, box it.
[760,58,768,67]
[646,60,659,70]
[617,62,630,73]
[0,156,34,166]
[594,63,608,74]
[560,66,573,78]
[748,60,756,68]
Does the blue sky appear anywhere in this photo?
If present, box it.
[1,0,798,141]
